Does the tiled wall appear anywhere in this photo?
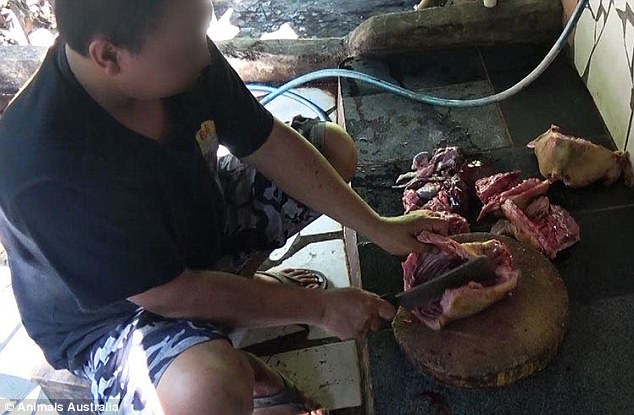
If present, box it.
[566,0,634,156]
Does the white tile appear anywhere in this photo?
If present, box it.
[270,215,343,262]
[269,233,299,262]
[305,326,334,341]
[0,266,10,289]
[0,327,48,379]
[263,340,361,411]
[573,11,597,75]
[0,277,21,349]
[8,386,51,415]
[300,215,342,236]
[625,129,634,164]
[589,0,602,16]
[230,325,306,349]
[270,239,350,289]
[586,10,632,149]
[231,324,336,349]
[257,87,336,123]
[625,19,634,70]
[0,373,38,401]
[264,239,351,341]
[265,239,351,343]
[596,8,606,38]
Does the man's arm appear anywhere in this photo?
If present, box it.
[244,118,448,255]
[128,268,394,340]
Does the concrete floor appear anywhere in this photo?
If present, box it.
[340,43,634,414]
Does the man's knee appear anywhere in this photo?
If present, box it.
[321,122,358,183]
[157,340,254,415]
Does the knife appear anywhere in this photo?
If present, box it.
[382,256,496,310]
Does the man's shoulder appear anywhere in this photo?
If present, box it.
[0,56,78,151]
[0,96,89,204]
[2,48,73,118]
[0,46,101,189]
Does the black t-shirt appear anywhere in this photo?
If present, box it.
[0,38,273,370]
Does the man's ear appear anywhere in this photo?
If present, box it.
[87,39,121,76]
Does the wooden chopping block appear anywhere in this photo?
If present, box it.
[392,233,568,388]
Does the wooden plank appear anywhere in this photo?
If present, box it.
[32,364,95,415]
[348,0,562,57]
[217,38,347,84]
[343,226,374,415]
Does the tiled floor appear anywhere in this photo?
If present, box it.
[232,219,364,413]
[341,43,634,414]
[0,267,56,413]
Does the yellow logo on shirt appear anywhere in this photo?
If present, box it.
[196,120,218,161]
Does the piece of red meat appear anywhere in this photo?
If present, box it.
[430,147,463,175]
[402,192,470,233]
[475,170,521,204]
[403,189,421,213]
[422,190,452,212]
[396,147,465,190]
[402,231,519,330]
[422,209,470,235]
[423,176,468,211]
[477,178,551,221]
[524,195,551,219]
[402,181,444,212]
[399,147,470,234]
[411,151,434,177]
[404,194,470,235]
[497,199,580,258]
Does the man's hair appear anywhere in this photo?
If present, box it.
[54,0,169,56]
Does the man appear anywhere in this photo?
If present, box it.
[0,1,447,414]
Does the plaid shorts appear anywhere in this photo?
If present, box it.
[73,116,327,414]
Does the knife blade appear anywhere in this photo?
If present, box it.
[383,255,496,310]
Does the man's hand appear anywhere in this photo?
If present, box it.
[319,288,395,340]
[369,210,449,256]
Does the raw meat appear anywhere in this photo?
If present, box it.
[475,170,521,204]
[402,176,468,215]
[476,170,580,257]
[528,125,634,188]
[477,178,551,221]
[496,199,580,259]
[420,209,470,235]
[523,196,550,219]
[396,147,464,188]
[397,147,470,233]
[402,231,519,330]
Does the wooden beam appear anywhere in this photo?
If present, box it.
[348,0,563,57]
[216,38,348,84]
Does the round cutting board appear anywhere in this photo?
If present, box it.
[392,233,568,388]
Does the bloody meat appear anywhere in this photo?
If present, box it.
[402,231,519,330]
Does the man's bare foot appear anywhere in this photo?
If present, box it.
[243,351,328,414]
[253,372,328,415]
[254,268,328,290]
